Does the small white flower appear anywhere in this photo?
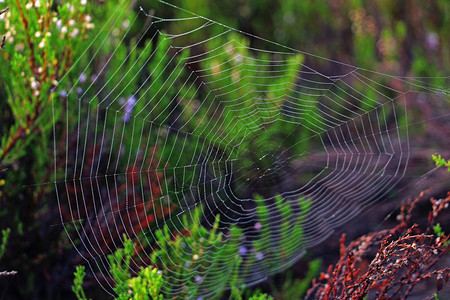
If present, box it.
[81,0,87,5]
[25,2,32,9]
[70,28,79,38]
[85,15,92,22]
[30,80,38,90]
[34,31,41,38]
[34,0,40,7]
[6,32,13,43]
[61,26,67,33]
[38,39,45,48]
[15,43,25,52]
[68,19,75,27]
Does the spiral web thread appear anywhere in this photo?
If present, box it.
[51,1,449,298]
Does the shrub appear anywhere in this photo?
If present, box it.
[305,191,450,299]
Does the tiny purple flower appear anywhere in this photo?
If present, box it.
[59,90,68,98]
[254,222,262,230]
[426,32,439,51]
[256,251,264,261]
[79,73,87,83]
[195,275,202,283]
[157,270,163,275]
[76,87,83,95]
[123,113,131,123]
[239,246,248,256]
[122,95,136,123]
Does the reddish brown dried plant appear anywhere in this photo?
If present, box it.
[306,191,450,300]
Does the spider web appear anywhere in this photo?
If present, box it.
[51,1,449,298]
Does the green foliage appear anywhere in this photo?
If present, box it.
[433,223,449,247]
[71,207,241,299]
[108,236,135,297]
[73,196,313,299]
[127,267,164,300]
[73,254,164,300]
[0,227,10,260]
[0,1,131,297]
[196,34,305,145]
[107,237,164,300]
[248,292,273,300]
[271,259,321,299]
[72,266,91,300]
[0,0,93,167]
[147,210,243,298]
[432,154,450,172]
[74,210,236,299]
[174,33,320,198]
[252,195,310,273]
[433,223,444,237]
